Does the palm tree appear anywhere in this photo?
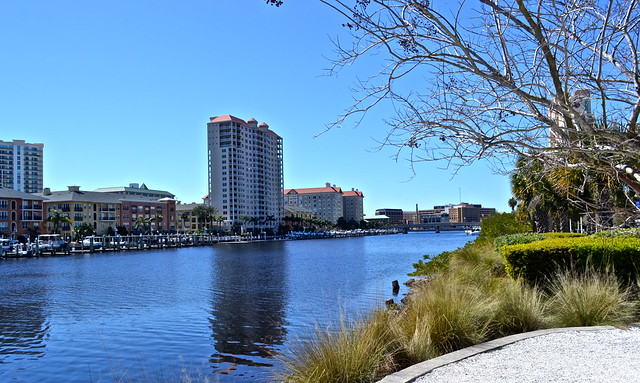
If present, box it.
[239,216,252,234]
[192,205,218,232]
[47,210,72,234]
[135,216,152,234]
[152,213,163,233]
[263,214,276,229]
[180,211,190,233]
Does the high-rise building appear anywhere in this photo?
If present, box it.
[207,115,284,227]
[0,140,44,194]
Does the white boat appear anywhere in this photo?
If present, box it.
[82,236,103,248]
[37,234,68,251]
[465,227,481,235]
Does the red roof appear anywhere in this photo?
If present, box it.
[209,115,247,124]
[343,191,364,197]
[285,186,343,195]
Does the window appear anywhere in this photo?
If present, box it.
[0,200,7,209]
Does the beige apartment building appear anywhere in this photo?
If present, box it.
[0,139,44,194]
[342,189,365,222]
[207,115,284,227]
[284,184,344,224]
[38,186,177,236]
[284,183,365,224]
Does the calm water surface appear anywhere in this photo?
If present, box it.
[0,231,471,382]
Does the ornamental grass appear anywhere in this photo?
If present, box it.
[280,311,397,383]
[547,267,638,328]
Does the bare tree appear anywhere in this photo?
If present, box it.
[307,0,640,204]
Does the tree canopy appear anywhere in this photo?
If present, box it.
[269,0,640,216]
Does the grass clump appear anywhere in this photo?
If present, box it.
[547,268,637,328]
[490,279,547,336]
[393,276,494,362]
[281,311,397,383]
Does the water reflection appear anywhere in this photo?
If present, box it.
[0,265,50,363]
[209,241,288,378]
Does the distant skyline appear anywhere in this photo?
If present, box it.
[0,1,512,216]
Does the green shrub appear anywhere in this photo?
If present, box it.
[542,232,586,239]
[547,268,637,328]
[591,228,640,238]
[476,213,531,243]
[502,237,640,285]
[409,250,454,277]
[494,232,546,252]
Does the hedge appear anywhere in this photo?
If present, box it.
[502,237,640,285]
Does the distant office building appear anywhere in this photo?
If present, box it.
[94,183,175,200]
[433,203,495,223]
[0,139,44,194]
[375,208,404,225]
[207,115,284,226]
[0,188,45,238]
[342,189,365,222]
[549,90,593,147]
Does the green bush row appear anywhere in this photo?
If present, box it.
[502,237,640,285]
[591,228,640,238]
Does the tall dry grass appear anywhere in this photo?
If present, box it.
[391,276,494,363]
[547,268,638,328]
[280,311,397,383]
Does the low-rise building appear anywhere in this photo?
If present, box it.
[176,202,211,233]
[375,208,404,225]
[0,188,45,238]
[37,186,177,236]
[94,183,175,200]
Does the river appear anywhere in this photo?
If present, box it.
[0,231,472,382]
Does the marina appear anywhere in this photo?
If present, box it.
[0,229,401,258]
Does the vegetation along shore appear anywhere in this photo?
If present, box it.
[280,213,640,382]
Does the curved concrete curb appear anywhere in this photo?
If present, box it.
[377,326,617,383]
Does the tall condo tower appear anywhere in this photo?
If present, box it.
[207,115,284,227]
[0,139,44,194]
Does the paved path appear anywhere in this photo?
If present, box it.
[379,325,640,383]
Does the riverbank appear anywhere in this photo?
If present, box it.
[281,225,640,382]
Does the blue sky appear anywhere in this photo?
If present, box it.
[0,0,512,215]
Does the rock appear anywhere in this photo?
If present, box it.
[392,280,400,295]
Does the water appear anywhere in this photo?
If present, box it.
[0,231,471,382]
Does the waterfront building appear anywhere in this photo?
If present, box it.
[176,202,212,233]
[342,189,365,222]
[283,205,315,220]
[284,183,344,224]
[207,115,284,227]
[0,139,44,194]
[374,208,404,225]
[94,183,175,200]
[38,186,177,236]
[426,203,495,223]
[0,188,45,238]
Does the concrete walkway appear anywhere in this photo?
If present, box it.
[378,325,640,383]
